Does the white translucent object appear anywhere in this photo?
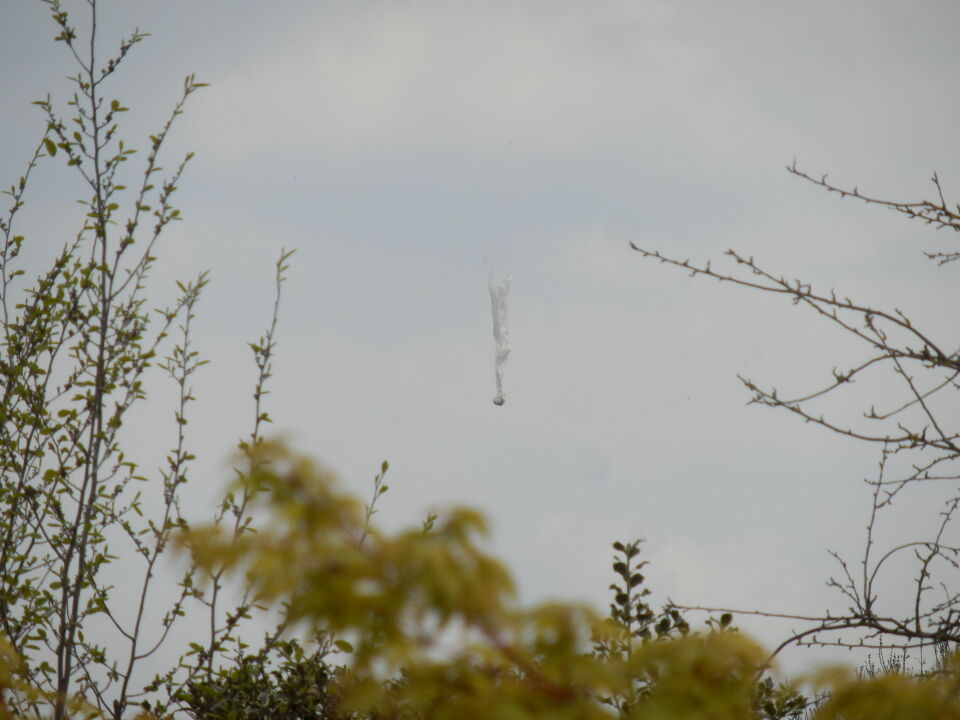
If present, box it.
[489,272,511,406]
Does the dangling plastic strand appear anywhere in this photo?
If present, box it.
[489,272,511,406]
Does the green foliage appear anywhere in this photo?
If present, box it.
[0,2,289,717]
[0,0,208,713]
[810,658,960,720]
[753,676,809,720]
[623,633,764,720]
[184,444,518,678]
[180,639,339,720]
[592,539,689,715]
[182,442,960,720]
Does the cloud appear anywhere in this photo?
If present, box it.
[184,1,769,163]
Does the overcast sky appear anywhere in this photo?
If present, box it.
[3,0,960,676]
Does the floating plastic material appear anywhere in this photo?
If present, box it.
[489,272,511,406]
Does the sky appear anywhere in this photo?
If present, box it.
[2,0,960,678]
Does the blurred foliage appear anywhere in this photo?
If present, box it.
[810,656,960,720]
[171,442,960,719]
[0,416,955,718]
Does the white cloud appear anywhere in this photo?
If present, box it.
[184,1,758,162]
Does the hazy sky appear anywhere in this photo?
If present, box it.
[3,0,960,675]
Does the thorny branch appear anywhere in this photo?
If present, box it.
[635,166,960,662]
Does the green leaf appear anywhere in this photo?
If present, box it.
[334,639,353,653]
[44,137,57,156]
